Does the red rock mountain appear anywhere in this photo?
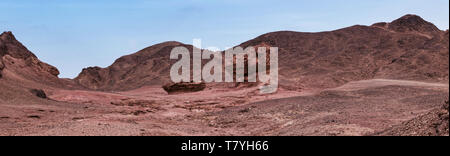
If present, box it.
[239,14,449,90]
[75,14,449,91]
[0,31,78,89]
[1,32,58,81]
[1,31,79,105]
[75,42,194,91]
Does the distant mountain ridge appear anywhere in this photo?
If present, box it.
[74,14,449,91]
[0,14,448,92]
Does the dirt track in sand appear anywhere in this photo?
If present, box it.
[0,79,447,136]
[329,79,448,91]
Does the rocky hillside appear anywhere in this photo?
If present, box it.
[74,14,449,91]
[75,42,194,91]
[239,14,449,90]
[0,31,80,106]
[0,32,64,86]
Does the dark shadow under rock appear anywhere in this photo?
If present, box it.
[30,89,47,99]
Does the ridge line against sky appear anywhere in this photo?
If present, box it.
[1,0,449,78]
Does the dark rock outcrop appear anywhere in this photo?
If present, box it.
[0,31,37,59]
[163,82,206,94]
[0,59,4,79]
[30,89,47,99]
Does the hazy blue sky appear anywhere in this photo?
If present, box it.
[1,0,449,78]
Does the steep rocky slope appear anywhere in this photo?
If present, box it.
[0,31,81,107]
[1,32,59,78]
[0,31,79,88]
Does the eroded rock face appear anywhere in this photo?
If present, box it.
[0,31,37,59]
[30,89,47,99]
[75,67,104,90]
[0,31,61,80]
[0,59,4,79]
[0,31,83,90]
[163,82,206,94]
[0,59,4,70]
[25,56,60,77]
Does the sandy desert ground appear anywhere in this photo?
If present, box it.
[0,79,447,136]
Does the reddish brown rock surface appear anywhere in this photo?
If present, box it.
[388,14,442,36]
[74,42,193,91]
[75,14,449,92]
[375,100,449,136]
[0,15,449,136]
[238,15,448,90]
[0,31,77,88]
